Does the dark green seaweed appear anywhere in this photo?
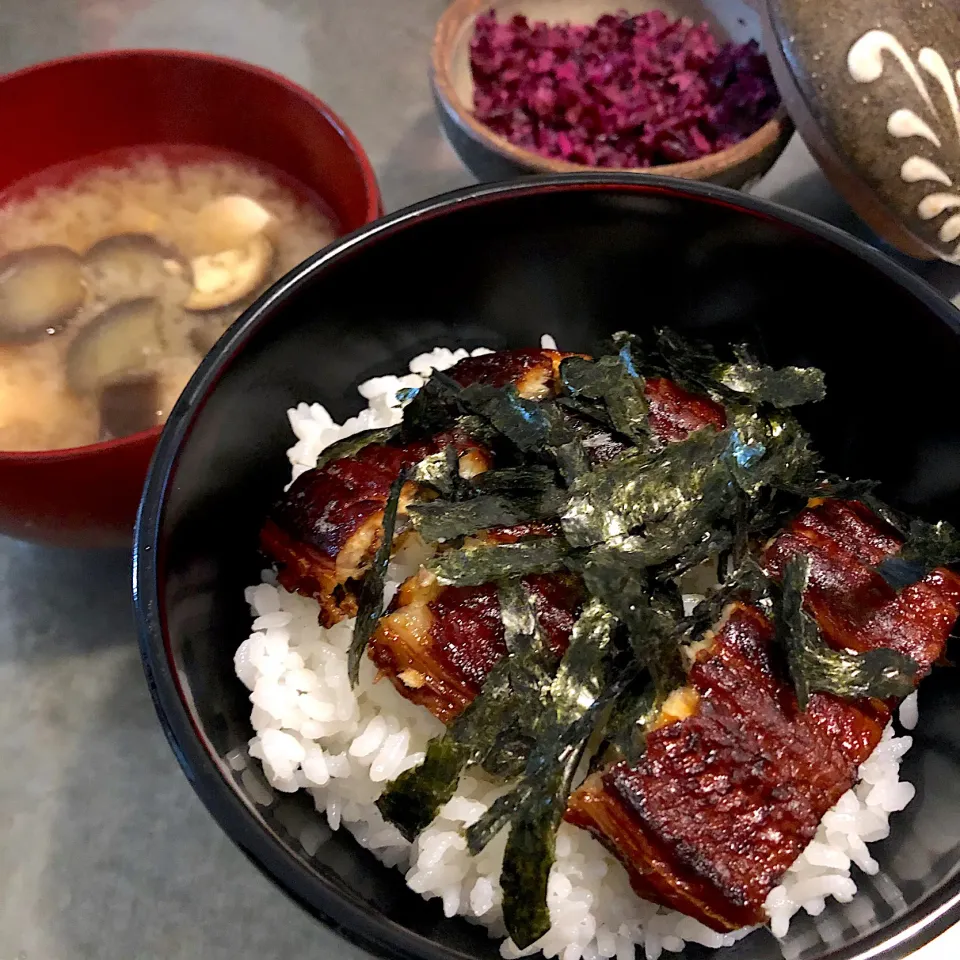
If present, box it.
[496,578,555,677]
[782,473,877,501]
[464,598,616,854]
[400,371,463,438]
[470,465,559,497]
[598,680,658,766]
[648,327,731,400]
[776,555,920,709]
[464,599,619,948]
[876,518,960,590]
[410,462,567,541]
[313,426,398,472]
[724,406,820,498]
[717,345,827,408]
[412,446,464,500]
[428,538,569,586]
[455,380,596,483]
[559,354,650,446]
[376,716,487,839]
[372,329,950,943]
[549,598,617,716]
[458,382,555,455]
[347,469,407,687]
[683,558,773,642]
[555,394,615,431]
[648,328,828,412]
[498,742,584,948]
[552,437,592,485]
[377,581,554,840]
[408,494,529,542]
[376,657,517,839]
[561,428,733,550]
[376,737,470,841]
[580,550,686,697]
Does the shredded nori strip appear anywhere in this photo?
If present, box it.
[409,465,565,542]
[789,474,878,501]
[776,555,920,709]
[549,598,618,716]
[312,426,398,472]
[561,428,733,550]
[458,382,556,455]
[377,580,555,840]
[498,737,588,948]
[580,550,686,698]
[375,669,507,839]
[454,378,598,484]
[555,394,615,431]
[412,446,465,500]
[428,538,569,586]
[471,465,559,497]
[464,600,617,854]
[717,345,827,408]
[347,468,408,687]
[409,494,530,542]
[724,406,820,499]
[598,680,658,766]
[683,558,774,643]
[647,327,732,400]
[464,599,619,948]
[559,354,650,446]
[399,371,463,439]
[875,517,960,591]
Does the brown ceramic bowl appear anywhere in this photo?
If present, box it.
[0,49,381,549]
[431,0,793,188]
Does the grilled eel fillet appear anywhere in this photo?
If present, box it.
[261,347,724,629]
[368,375,726,722]
[368,524,585,723]
[565,499,960,932]
[258,349,573,626]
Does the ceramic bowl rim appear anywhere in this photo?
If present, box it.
[0,46,382,464]
[135,172,960,960]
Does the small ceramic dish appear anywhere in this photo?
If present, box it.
[430,0,793,188]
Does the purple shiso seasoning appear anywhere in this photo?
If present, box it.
[470,9,781,168]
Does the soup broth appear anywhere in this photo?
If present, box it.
[0,155,336,451]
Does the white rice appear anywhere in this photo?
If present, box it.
[233,337,918,960]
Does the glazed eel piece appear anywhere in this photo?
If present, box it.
[261,346,725,633]
[367,370,726,723]
[260,349,572,627]
[368,522,584,723]
[565,499,960,933]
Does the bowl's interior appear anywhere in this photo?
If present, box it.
[141,181,960,960]
[443,0,767,160]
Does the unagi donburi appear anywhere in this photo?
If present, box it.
[235,330,960,959]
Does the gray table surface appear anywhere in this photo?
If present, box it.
[1,1,958,957]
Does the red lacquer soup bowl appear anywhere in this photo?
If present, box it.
[0,49,381,548]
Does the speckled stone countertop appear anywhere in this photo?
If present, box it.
[0,2,958,958]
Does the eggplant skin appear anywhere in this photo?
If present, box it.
[565,500,960,932]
